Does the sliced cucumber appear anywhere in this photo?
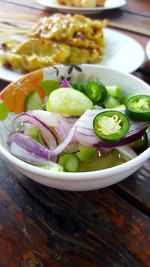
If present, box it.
[103,96,121,109]
[59,154,79,172]
[40,165,63,172]
[76,144,96,162]
[106,85,122,98]
[46,88,93,116]
[25,127,44,144]
[25,91,43,111]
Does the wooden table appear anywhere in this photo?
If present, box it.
[0,1,150,266]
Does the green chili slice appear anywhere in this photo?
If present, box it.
[71,82,85,93]
[93,111,130,141]
[126,95,150,121]
[85,80,107,104]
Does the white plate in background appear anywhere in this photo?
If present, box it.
[36,0,126,14]
[0,29,145,82]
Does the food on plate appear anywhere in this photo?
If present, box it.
[0,14,107,73]
[97,0,106,6]
[28,14,106,50]
[1,70,150,173]
[58,0,106,7]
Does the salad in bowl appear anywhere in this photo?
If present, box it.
[0,65,150,191]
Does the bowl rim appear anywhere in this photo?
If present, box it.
[0,64,150,181]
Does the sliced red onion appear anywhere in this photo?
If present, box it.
[7,132,62,168]
[10,143,62,169]
[7,133,62,170]
[15,110,71,142]
[75,131,99,147]
[76,126,94,136]
[65,116,79,124]
[10,143,51,166]
[55,123,71,141]
[116,145,137,160]
[64,116,79,130]
[64,143,79,153]
[30,110,72,139]
[99,124,147,147]
[23,110,65,128]
[8,123,77,163]
[50,125,77,155]
[109,124,147,147]
[8,132,51,159]
[60,79,71,88]
[14,112,59,148]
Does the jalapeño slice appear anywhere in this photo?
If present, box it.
[93,111,129,141]
[71,82,85,93]
[126,95,150,121]
[85,81,107,104]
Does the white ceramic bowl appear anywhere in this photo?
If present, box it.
[146,40,150,60]
[0,65,150,191]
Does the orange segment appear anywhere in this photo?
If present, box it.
[0,69,45,114]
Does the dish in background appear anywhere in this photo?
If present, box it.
[36,0,126,14]
[0,65,149,191]
[57,0,106,8]
[0,29,145,82]
[0,14,106,75]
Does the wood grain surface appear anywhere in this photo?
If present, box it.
[0,156,150,267]
[0,0,150,266]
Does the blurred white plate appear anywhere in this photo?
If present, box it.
[146,40,150,59]
[36,0,126,14]
[0,29,145,82]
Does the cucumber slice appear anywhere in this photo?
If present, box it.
[40,165,63,172]
[25,91,43,111]
[103,96,121,109]
[39,80,60,96]
[106,85,122,98]
[46,88,93,116]
[0,101,8,120]
[76,144,96,162]
[59,154,79,172]
[25,127,44,144]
